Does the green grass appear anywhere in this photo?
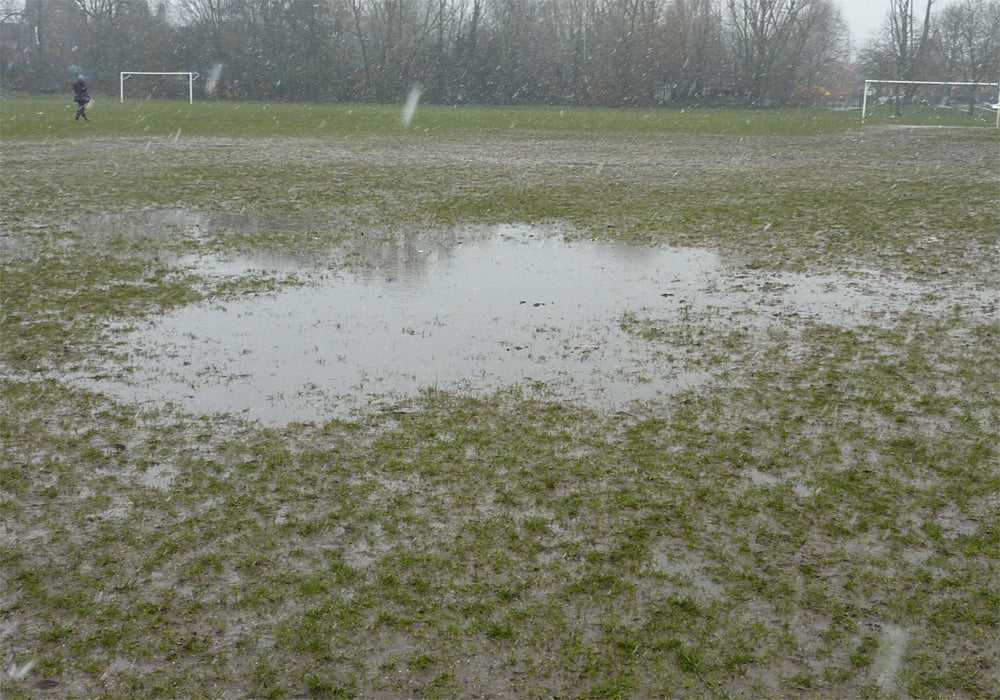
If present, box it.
[1,97,998,698]
[3,94,997,140]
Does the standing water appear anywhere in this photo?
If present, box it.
[75,223,993,425]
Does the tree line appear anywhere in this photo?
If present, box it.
[862,0,998,100]
[2,0,997,107]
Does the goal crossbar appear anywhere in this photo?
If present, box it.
[120,72,197,104]
[862,79,1000,128]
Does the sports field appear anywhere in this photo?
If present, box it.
[1,96,998,698]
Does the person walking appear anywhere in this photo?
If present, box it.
[73,75,90,122]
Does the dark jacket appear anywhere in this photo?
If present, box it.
[73,78,89,103]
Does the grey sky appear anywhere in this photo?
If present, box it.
[840,0,888,46]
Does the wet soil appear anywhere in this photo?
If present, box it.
[2,124,998,699]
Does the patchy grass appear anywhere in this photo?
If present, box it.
[1,101,998,698]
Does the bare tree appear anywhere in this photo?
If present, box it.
[0,0,27,88]
[1,0,21,24]
[660,0,728,105]
[175,0,238,70]
[68,0,171,73]
[726,0,845,105]
[886,0,935,111]
[587,0,663,106]
[482,0,541,102]
[936,0,999,112]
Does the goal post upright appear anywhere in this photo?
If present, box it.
[862,80,870,124]
[861,79,1000,128]
[120,72,197,103]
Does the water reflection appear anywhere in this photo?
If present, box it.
[77,223,996,425]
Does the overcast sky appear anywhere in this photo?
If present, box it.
[840,0,888,47]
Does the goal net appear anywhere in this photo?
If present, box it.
[120,72,197,103]
[862,80,1000,128]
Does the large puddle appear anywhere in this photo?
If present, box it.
[77,222,997,424]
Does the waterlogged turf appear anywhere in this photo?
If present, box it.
[69,221,999,425]
[1,99,998,698]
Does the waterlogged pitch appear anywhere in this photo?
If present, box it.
[1,98,998,698]
[69,220,998,425]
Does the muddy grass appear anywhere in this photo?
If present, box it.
[2,114,999,698]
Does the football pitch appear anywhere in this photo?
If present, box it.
[1,96,998,698]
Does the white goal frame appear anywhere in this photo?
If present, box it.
[120,72,197,104]
[862,79,1000,128]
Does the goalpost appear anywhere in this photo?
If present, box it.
[120,72,197,104]
[862,79,1000,128]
